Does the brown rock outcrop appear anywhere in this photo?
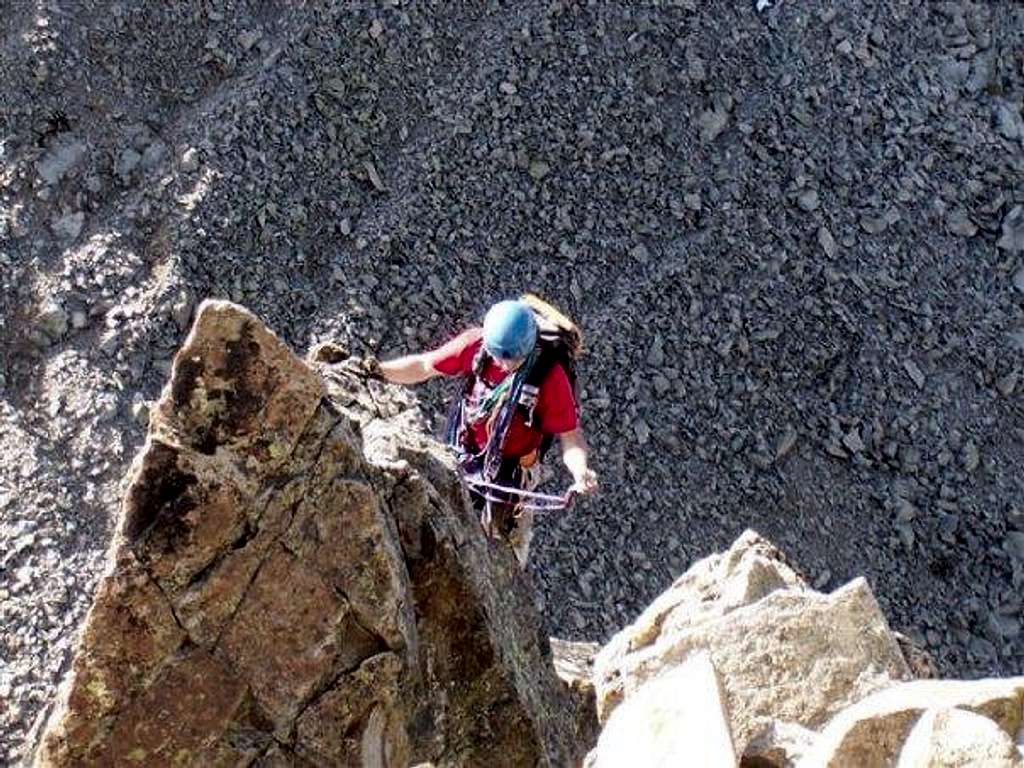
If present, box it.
[585,531,1024,768]
[799,677,1024,767]
[592,530,913,755]
[34,300,594,767]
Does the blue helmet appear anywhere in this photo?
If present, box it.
[483,300,537,360]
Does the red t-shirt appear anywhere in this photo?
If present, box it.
[433,329,578,458]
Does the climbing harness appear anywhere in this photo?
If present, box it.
[466,471,577,552]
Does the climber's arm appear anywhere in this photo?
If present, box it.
[559,428,599,495]
[378,354,443,385]
[378,328,482,385]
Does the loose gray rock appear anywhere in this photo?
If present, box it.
[116,148,142,180]
[647,334,665,367]
[895,522,915,550]
[1005,532,1024,562]
[798,189,820,212]
[843,429,865,454]
[996,370,1018,397]
[1013,268,1024,294]
[697,108,729,143]
[131,401,150,427]
[860,215,888,234]
[966,53,995,94]
[36,138,87,185]
[961,441,979,473]
[946,210,977,237]
[38,302,68,339]
[818,226,838,258]
[988,613,1020,640]
[634,419,651,446]
[364,161,386,191]
[994,101,1023,141]
[904,360,926,390]
[529,160,551,181]
[939,57,970,88]
[237,30,262,50]
[775,427,798,461]
[969,635,996,661]
[171,292,194,331]
[141,141,168,170]
[997,206,1024,253]
[51,211,84,241]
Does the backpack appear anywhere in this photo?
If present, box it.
[516,293,582,447]
[446,294,583,466]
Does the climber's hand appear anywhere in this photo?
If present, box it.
[308,344,383,381]
[360,355,383,380]
[568,468,599,496]
[337,354,383,380]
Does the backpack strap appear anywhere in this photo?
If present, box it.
[521,350,559,430]
[445,343,489,456]
[471,344,489,381]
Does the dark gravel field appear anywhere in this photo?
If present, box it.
[1,1,1023,761]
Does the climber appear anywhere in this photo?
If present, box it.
[374,296,599,564]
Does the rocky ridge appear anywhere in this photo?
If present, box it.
[3,1,1024,762]
[28,300,1024,766]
